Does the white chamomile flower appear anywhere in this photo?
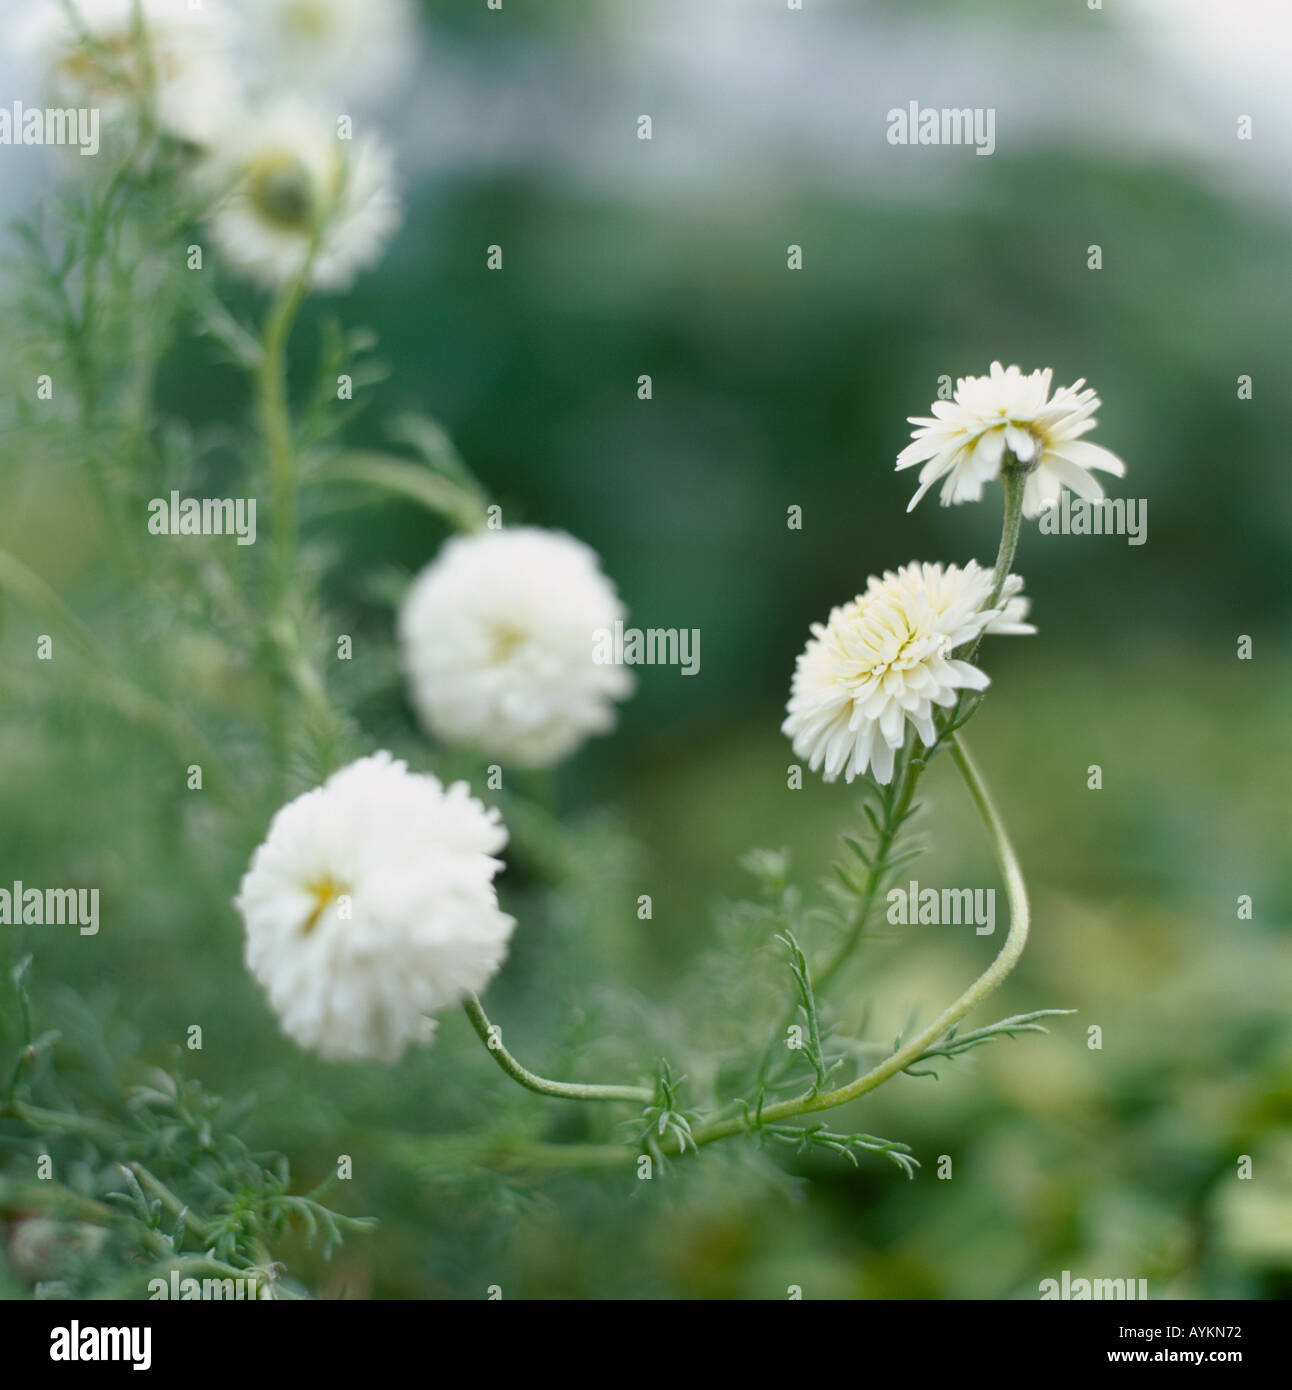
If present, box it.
[206,102,400,291]
[238,0,416,104]
[782,560,1034,786]
[897,362,1126,518]
[399,527,634,768]
[236,752,514,1063]
[16,0,239,147]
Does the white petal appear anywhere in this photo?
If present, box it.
[869,735,896,785]
[1041,457,1105,502]
[1050,440,1126,477]
[946,659,990,690]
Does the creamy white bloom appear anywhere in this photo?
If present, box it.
[206,101,400,291]
[16,0,239,147]
[783,561,1034,785]
[897,362,1126,518]
[236,753,514,1063]
[237,0,416,104]
[399,528,634,768]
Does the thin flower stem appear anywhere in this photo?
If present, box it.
[258,272,308,780]
[812,745,919,999]
[947,463,1027,735]
[260,270,310,622]
[986,464,1027,611]
[256,249,344,781]
[463,994,654,1104]
[684,729,1030,1149]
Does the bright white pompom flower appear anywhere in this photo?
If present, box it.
[783,561,1035,786]
[236,753,514,1063]
[399,527,634,768]
[897,362,1126,518]
[206,102,400,292]
[17,0,239,147]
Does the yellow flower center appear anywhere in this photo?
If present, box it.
[487,620,529,664]
[301,875,346,934]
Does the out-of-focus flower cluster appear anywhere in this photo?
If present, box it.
[15,0,419,290]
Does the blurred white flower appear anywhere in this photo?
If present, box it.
[238,0,416,104]
[783,560,1034,785]
[399,527,634,768]
[205,101,400,291]
[16,0,239,147]
[897,362,1126,518]
[237,752,514,1063]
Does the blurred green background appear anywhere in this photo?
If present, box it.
[1,0,1289,1298]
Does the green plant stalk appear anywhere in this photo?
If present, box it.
[813,746,918,998]
[260,271,310,623]
[463,994,654,1104]
[684,730,1029,1149]
[457,728,1030,1170]
[957,463,1027,681]
[989,463,1028,607]
[256,259,321,780]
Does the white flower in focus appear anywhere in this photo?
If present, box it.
[237,753,514,1062]
[782,561,1034,785]
[16,0,238,147]
[399,528,634,768]
[239,0,416,103]
[206,102,400,291]
[897,362,1126,518]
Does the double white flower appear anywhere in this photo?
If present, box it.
[237,754,514,1063]
[399,527,634,768]
[897,362,1126,518]
[782,561,1034,785]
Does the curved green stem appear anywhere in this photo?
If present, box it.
[685,729,1030,1149]
[463,994,654,1105]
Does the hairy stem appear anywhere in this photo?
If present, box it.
[986,464,1026,611]
[463,994,654,1104]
